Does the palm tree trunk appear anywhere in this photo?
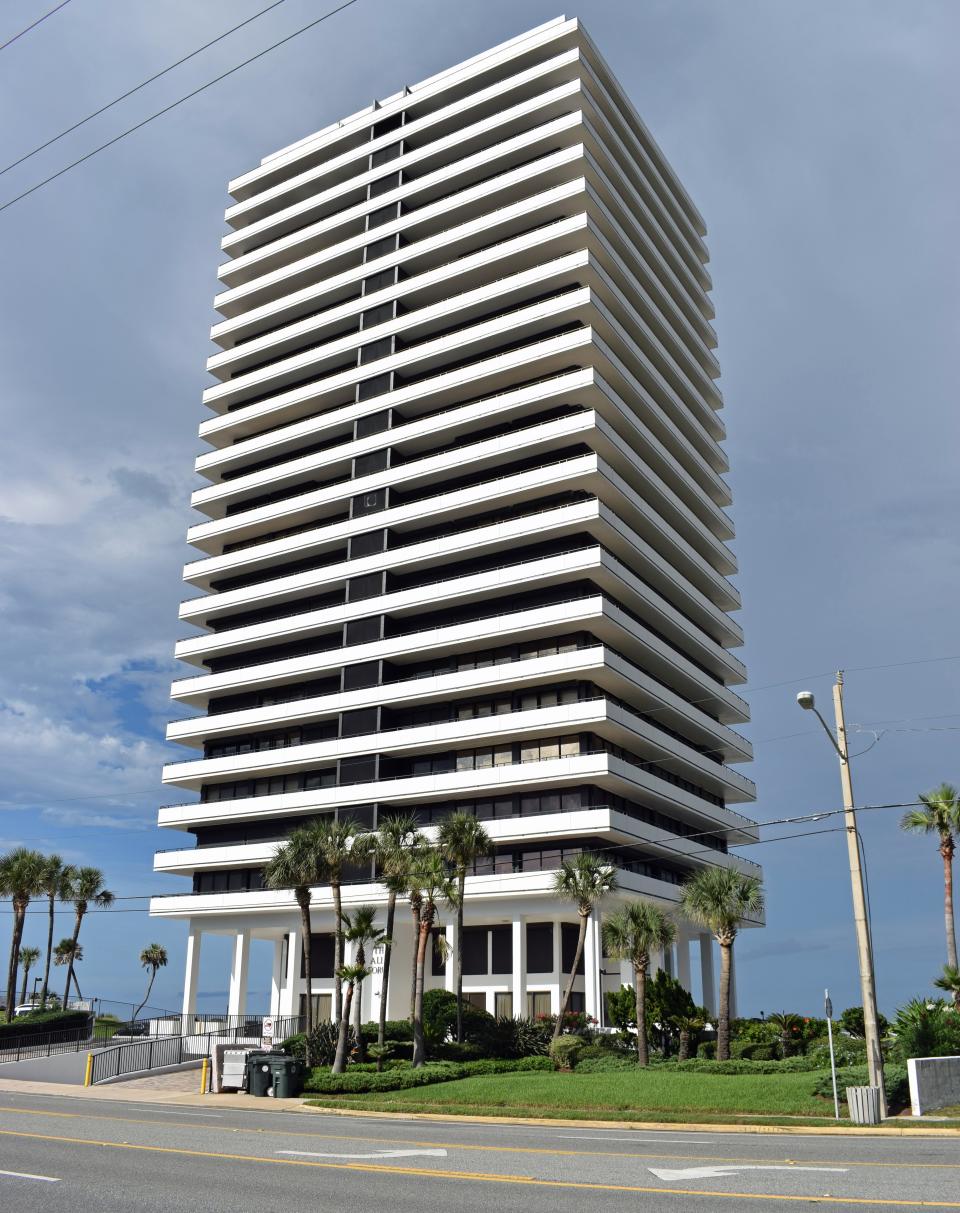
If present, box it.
[717,938,732,1062]
[63,908,83,1008]
[352,943,366,1061]
[6,905,26,1020]
[554,912,588,1040]
[132,967,157,1021]
[634,959,649,1066]
[377,891,396,1049]
[40,892,56,1008]
[332,880,343,1023]
[332,980,355,1074]
[70,970,83,1001]
[678,1028,691,1062]
[455,871,465,1043]
[411,916,432,1068]
[942,842,958,971]
[297,897,314,1066]
[408,896,421,1022]
[19,961,31,1007]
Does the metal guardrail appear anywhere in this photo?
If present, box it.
[87,1014,305,1085]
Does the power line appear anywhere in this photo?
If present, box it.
[0,0,72,53]
[0,0,361,215]
[0,0,294,179]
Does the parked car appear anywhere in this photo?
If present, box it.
[112,1021,149,1037]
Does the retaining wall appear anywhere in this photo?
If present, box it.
[908,1055,960,1115]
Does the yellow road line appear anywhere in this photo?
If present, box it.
[1,1105,959,1171]
[1,1127,960,1207]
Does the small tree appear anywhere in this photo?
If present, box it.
[552,854,618,1039]
[673,1013,706,1061]
[345,905,388,1060]
[602,901,675,1065]
[54,939,83,999]
[839,1004,890,1038]
[768,1010,804,1058]
[680,867,764,1061]
[331,964,369,1074]
[313,818,363,1024]
[17,946,41,1006]
[370,813,423,1048]
[132,944,168,1020]
[934,964,960,1012]
[438,812,494,1043]
[38,855,74,1009]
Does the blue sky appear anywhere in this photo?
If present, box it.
[0,0,956,1019]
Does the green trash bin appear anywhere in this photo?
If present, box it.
[245,1052,275,1098]
[269,1055,306,1099]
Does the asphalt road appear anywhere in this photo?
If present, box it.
[0,1092,957,1212]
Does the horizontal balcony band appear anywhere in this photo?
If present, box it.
[178,497,741,652]
[169,594,750,727]
[166,643,752,763]
[156,750,758,841]
[161,697,756,804]
[219,111,588,289]
[226,45,585,223]
[173,545,746,689]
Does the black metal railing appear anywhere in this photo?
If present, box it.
[0,1018,95,1063]
[87,1014,305,1085]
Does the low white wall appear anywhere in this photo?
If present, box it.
[908,1055,960,1115]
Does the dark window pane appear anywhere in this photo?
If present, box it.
[491,925,512,974]
[431,927,446,976]
[304,933,335,978]
[348,528,387,557]
[368,172,401,198]
[371,112,403,139]
[355,410,392,439]
[526,922,553,973]
[351,486,387,517]
[342,661,381,690]
[345,615,383,644]
[561,923,585,975]
[339,755,378,785]
[347,570,385,601]
[462,926,488,975]
[354,448,390,477]
[362,303,395,329]
[357,373,392,401]
[359,337,393,365]
[340,707,379,737]
[371,141,403,168]
[366,203,399,230]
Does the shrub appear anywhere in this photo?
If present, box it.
[433,1041,484,1062]
[812,1064,909,1110]
[490,1015,552,1059]
[697,1040,716,1059]
[304,1055,552,1094]
[807,1036,866,1068]
[731,1017,779,1045]
[421,989,457,1044]
[888,998,960,1061]
[839,1006,890,1039]
[549,1035,584,1071]
[285,1020,344,1066]
[576,1054,638,1073]
[360,1020,414,1043]
[0,1010,91,1043]
[731,1041,777,1062]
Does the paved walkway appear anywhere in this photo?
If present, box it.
[113,1070,203,1092]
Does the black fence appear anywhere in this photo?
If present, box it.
[0,1018,95,1063]
[88,1014,305,1085]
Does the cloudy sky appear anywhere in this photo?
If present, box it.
[0,0,956,1019]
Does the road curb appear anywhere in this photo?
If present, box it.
[297,1103,960,1137]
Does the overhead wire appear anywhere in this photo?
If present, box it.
[0,0,72,53]
[0,0,294,178]
[0,0,361,215]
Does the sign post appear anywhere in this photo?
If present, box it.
[825,990,840,1120]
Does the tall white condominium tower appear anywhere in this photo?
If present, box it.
[152,16,762,1027]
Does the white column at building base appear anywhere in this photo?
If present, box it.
[228,929,250,1018]
[182,927,201,1022]
[583,910,602,1024]
[279,928,300,1018]
[676,934,691,993]
[511,915,526,1021]
[444,923,457,994]
[270,937,283,1017]
[699,934,716,1016]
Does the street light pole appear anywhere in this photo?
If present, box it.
[797,671,887,1118]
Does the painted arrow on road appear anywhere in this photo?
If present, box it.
[649,1165,848,1181]
[277,1148,448,1160]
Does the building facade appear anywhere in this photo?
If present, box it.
[151,16,762,1027]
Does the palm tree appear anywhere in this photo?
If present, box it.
[552,853,618,1039]
[673,1013,705,1062]
[407,849,457,1067]
[370,813,423,1048]
[680,867,764,1061]
[438,812,494,1042]
[132,944,168,1020]
[54,939,83,999]
[38,856,74,1009]
[17,946,41,1007]
[934,964,960,1011]
[901,784,960,969]
[0,848,46,1021]
[61,867,113,1008]
[347,905,388,1058]
[313,817,363,1024]
[602,901,675,1065]
[407,883,423,1023]
[263,820,331,1060]
[331,963,369,1074]
[769,1010,803,1058]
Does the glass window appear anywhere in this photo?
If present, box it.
[475,749,493,769]
[493,746,512,766]
[456,752,473,772]
[495,992,513,1019]
[526,924,553,973]
[462,927,488,975]
[561,735,581,756]
[491,926,512,973]
[527,991,551,1018]
[540,740,560,761]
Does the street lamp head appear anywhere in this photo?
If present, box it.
[796,691,816,711]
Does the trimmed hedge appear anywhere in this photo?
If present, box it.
[304,1055,553,1095]
[0,1010,91,1043]
[813,1064,909,1109]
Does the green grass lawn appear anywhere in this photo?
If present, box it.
[307,1068,837,1122]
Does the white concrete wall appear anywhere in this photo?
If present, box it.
[908,1055,960,1116]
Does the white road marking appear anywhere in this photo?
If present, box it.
[277,1148,448,1160]
[0,1168,61,1183]
[649,1164,848,1181]
[556,1133,715,1143]
[149,1109,223,1118]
